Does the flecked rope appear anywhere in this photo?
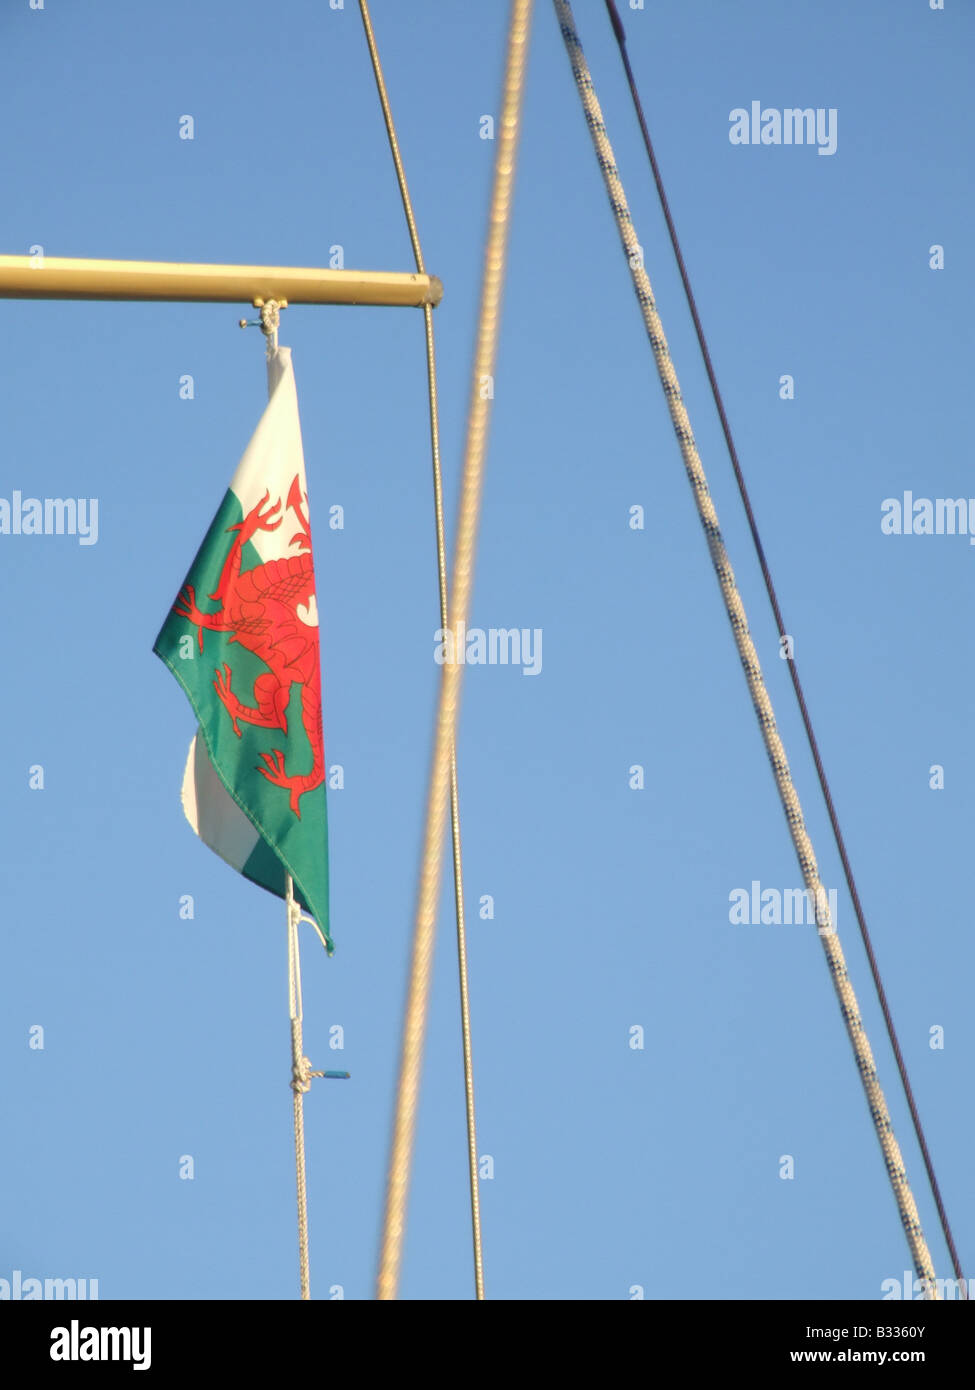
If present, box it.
[287,875,320,1301]
[376,0,534,1301]
[358,0,485,1301]
[553,0,939,1297]
[602,0,964,1295]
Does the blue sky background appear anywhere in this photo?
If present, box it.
[1,0,972,1301]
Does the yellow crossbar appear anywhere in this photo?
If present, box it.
[0,255,442,308]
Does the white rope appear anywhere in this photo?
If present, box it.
[286,874,324,1299]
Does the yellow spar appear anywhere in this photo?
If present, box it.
[0,254,442,308]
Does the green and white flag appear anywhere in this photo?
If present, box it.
[155,347,332,953]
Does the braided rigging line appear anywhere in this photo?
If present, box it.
[358,0,485,1300]
[286,875,313,1301]
[376,0,534,1300]
[553,0,939,1297]
[602,0,964,1295]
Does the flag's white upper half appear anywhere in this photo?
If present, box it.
[232,347,315,578]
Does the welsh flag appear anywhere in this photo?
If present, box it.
[154,346,332,954]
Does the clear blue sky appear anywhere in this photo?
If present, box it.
[1,0,971,1301]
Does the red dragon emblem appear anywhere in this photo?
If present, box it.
[173,477,323,817]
